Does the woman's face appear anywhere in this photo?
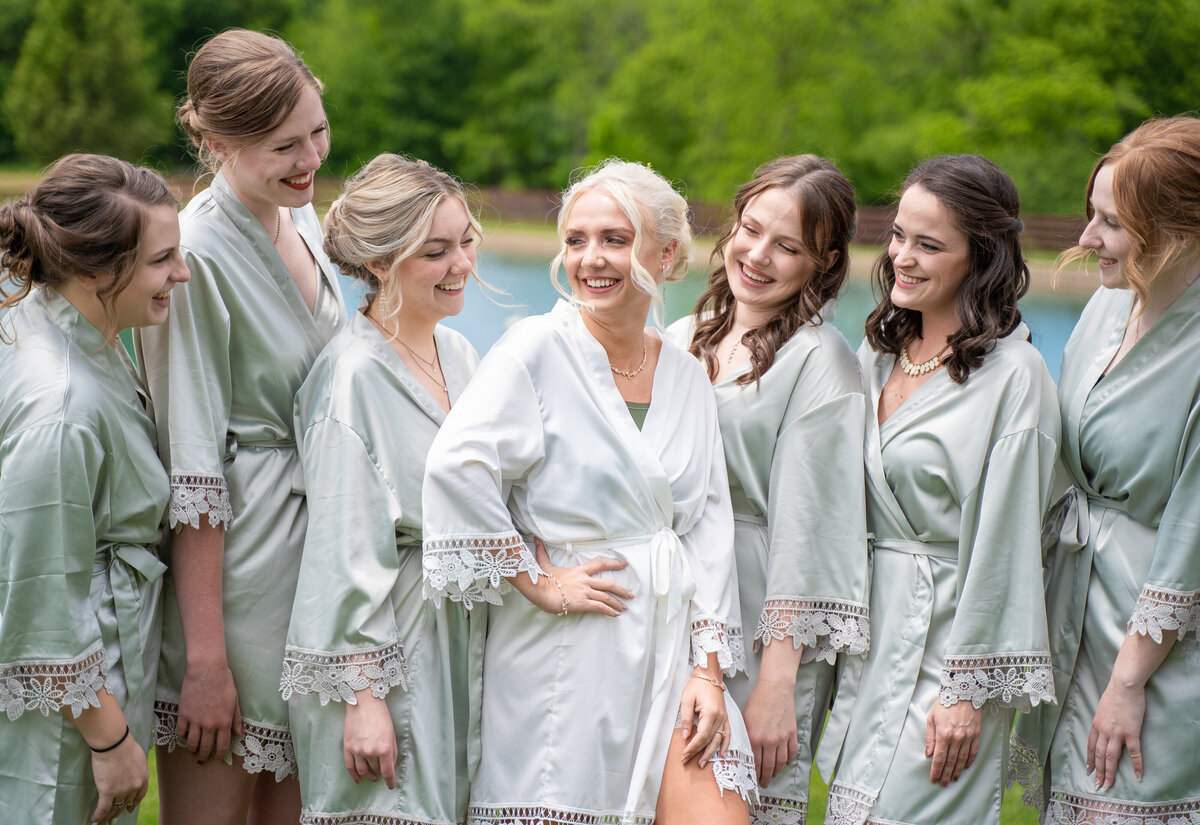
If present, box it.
[562,189,670,322]
[887,185,970,326]
[215,84,329,215]
[1078,164,1134,290]
[109,204,190,331]
[386,198,476,326]
[724,187,824,323]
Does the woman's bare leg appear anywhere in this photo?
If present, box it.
[156,744,256,825]
[657,730,751,825]
[248,772,302,825]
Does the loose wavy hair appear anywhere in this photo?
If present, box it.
[689,155,856,385]
[865,154,1028,384]
[0,154,177,342]
[1057,116,1200,314]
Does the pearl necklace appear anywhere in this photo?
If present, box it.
[898,344,950,377]
[610,346,648,379]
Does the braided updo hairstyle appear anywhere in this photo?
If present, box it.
[866,154,1029,384]
[177,29,324,173]
[0,153,177,342]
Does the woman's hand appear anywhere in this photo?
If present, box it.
[90,735,149,823]
[744,677,797,786]
[924,699,982,785]
[344,691,399,789]
[679,662,730,768]
[177,658,243,761]
[1088,681,1146,791]
[515,538,634,617]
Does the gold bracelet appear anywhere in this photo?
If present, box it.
[546,571,569,616]
[690,673,726,692]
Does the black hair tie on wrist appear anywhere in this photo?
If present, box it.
[90,724,130,753]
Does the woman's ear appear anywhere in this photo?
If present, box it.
[659,240,679,273]
[365,259,391,281]
[206,138,233,165]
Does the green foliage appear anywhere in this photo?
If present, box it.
[4,0,171,162]
[2,0,1200,212]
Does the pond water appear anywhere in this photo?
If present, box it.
[339,251,1090,383]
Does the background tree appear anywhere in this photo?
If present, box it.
[5,0,170,162]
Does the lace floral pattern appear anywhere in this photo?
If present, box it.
[280,639,410,704]
[691,618,746,675]
[938,652,1054,710]
[1128,585,1200,656]
[468,806,653,824]
[712,748,759,804]
[755,598,870,664]
[1045,789,1200,825]
[423,533,540,609]
[825,782,877,825]
[1006,734,1046,811]
[154,699,295,781]
[169,472,232,530]
[755,795,808,825]
[0,647,109,720]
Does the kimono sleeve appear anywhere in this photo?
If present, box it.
[756,387,870,665]
[1127,402,1200,655]
[684,391,746,677]
[422,348,545,609]
[281,417,409,706]
[940,405,1059,711]
[0,423,110,720]
[134,248,233,531]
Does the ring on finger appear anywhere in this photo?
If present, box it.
[1129,751,1142,759]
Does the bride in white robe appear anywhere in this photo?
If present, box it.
[423,160,756,825]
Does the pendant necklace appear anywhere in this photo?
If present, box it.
[898,343,951,377]
[367,312,447,394]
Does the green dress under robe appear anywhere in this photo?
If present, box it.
[816,324,1060,825]
[135,171,346,780]
[282,310,481,825]
[667,315,869,825]
[0,288,168,824]
[1012,282,1200,825]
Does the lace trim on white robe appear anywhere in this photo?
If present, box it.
[690,617,746,675]
[154,699,295,781]
[825,781,877,825]
[938,652,1054,710]
[168,472,233,530]
[754,794,809,825]
[1128,584,1200,659]
[299,813,435,825]
[0,646,108,720]
[1045,789,1200,825]
[422,532,540,609]
[712,748,759,804]
[755,597,870,664]
[279,639,410,704]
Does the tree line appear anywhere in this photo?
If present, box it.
[3,0,1197,214]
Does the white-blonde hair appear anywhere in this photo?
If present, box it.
[550,159,692,323]
[323,154,481,321]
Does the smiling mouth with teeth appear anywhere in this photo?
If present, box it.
[741,264,773,284]
[282,173,312,189]
[435,279,466,292]
[896,272,926,285]
[584,278,617,288]
[152,290,171,299]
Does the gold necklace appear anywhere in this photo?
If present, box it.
[273,209,282,246]
[726,338,742,364]
[366,312,447,393]
[898,343,951,377]
[610,345,648,379]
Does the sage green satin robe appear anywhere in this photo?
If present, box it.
[135,171,345,779]
[0,288,167,824]
[668,315,869,825]
[283,311,480,825]
[1012,282,1200,824]
[818,325,1059,825]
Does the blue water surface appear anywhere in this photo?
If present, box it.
[339,251,1089,383]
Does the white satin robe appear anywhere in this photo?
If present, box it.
[423,300,757,824]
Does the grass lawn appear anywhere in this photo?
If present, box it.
[134,753,1041,824]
